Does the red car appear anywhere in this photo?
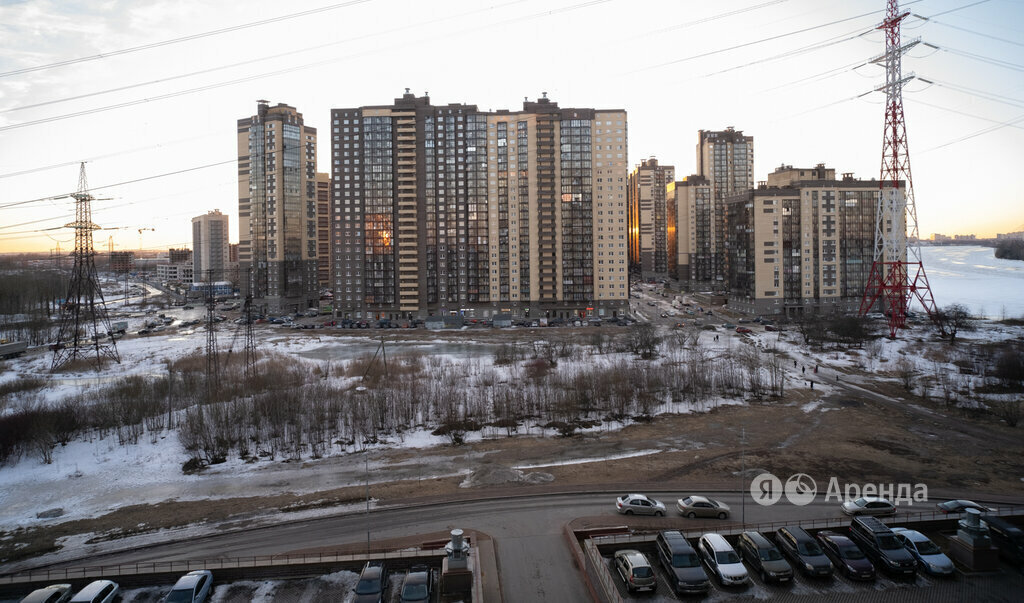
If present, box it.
[736,326,752,334]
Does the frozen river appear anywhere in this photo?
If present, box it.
[920,245,1024,319]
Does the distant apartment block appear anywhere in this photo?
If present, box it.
[996,231,1024,241]
[954,234,976,241]
[191,210,230,283]
[330,91,628,320]
[110,251,134,274]
[930,233,952,242]
[156,262,193,283]
[316,172,332,289]
[724,164,893,317]
[668,175,713,286]
[237,101,319,313]
[696,128,754,285]
[168,248,192,264]
[627,157,675,278]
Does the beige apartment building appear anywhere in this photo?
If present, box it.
[667,174,713,286]
[627,157,675,278]
[330,91,628,320]
[191,209,229,283]
[237,101,319,313]
[696,128,754,285]
[316,172,332,289]
[725,164,894,317]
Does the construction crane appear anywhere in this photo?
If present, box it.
[137,227,155,251]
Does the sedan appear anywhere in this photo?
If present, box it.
[164,570,212,603]
[841,496,896,516]
[399,566,431,603]
[735,327,753,334]
[616,493,666,516]
[353,561,388,603]
[19,584,72,603]
[936,499,991,514]
[677,495,731,519]
[892,528,955,576]
[817,530,875,581]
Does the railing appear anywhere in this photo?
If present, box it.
[0,547,445,586]
[583,539,623,603]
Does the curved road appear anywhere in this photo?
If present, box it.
[51,492,850,603]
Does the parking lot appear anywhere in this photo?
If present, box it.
[597,535,1023,602]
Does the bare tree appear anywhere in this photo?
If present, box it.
[628,323,661,359]
[934,303,976,344]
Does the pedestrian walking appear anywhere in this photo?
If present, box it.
[810,381,814,390]
[801,366,805,374]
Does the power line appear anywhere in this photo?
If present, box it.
[0,0,374,79]
[920,112,1024,153]
[630,0,790,39]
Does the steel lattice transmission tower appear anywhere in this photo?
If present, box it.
[52,163,120,371]
[242,292,257,380]
[859,0,938,338]
[204,272,220,402]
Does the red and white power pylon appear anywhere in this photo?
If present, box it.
[860,0,938,338]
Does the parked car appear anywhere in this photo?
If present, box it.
[981,515,1024,566]
[936,499,991,514]
[615,493,666,516]
[775,526,833,578]
[723,323,737,329]
[892,528,954,576]
[848,516,917,576]
[698,533,748,585]
[736,531,793,583]
[612,549,657,593]
[183,305,194,310]
[399,565,431,603]
[164,570,212,603]
[676,495,731,519]
[353,561,388,603]
[816,530,875,581]
[19,584,72,603]
[655,530,710,594]
[736,326,753,334]
[841,496,896,516]
[69,580,119,603]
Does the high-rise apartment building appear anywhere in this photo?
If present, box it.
[168,248,192,264]
[627,157,675,278]
[330,91,628,320]
[315,172,332,289]
[696,128,754,285]
[237,101,319,313]
[724,164,890,317]
[667,174,713,285]
[191,210,230,283]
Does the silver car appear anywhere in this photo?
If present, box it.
[677,495,731,519]
[613,549,658,593]
[615,493,666,516]
[164,570,213,603]
[841,496,896,516]
[892,528,954,576]
[19,584,72,603]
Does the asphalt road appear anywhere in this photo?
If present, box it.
[51,492,848,603]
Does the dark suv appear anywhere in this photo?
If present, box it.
[817,530,875,581]
[353,561,388,603]
[655,531,710,594]
[737,531,793,583]
[775,526,833,578]
[848,516,917,576]
[983,515,1024,566]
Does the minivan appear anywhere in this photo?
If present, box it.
[982,515,1024,566]
[655,531,709,594]
[848,516,917,576]
[737,531,793,583]
[697,533,748,585]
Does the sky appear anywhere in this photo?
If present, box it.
[0,0,1022,254]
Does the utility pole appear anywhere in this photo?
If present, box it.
[205,269,219,402]
[243,268,257,381]
[741,426,746,525]
[52,163,120,371]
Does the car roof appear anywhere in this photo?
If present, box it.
[854,516,892,532]
[701,533,732,550]
[660,531,694,549]
[20,584,72,603]
[618,550,651,564]
[818,531,854,545]
[685,495,711,504]
[71,580,116,598]
[780,525,813,540]
[858,496,892,503]
[741,531,773,547]
[172,572,208,589]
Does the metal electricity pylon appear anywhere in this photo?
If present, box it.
[243,291,258,380]
[859,0,938,338]
[51,163,120,371]
[204,270,220,401]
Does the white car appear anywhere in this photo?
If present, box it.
[615,493,666,516]
[841,496,896,516]
[164,570,213,603]
[892,528,954,576]
[69,580,119,603]
[698,533,749,585]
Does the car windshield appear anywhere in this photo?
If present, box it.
[760,548,783,561]
[841,546,865,560]
[797,542,822,556]
[682,497,693,505]
[355,578,382,594]
[878,535,903,550]
[672,553,700,568]
[632,567,653,578]
[165,590,194,603]
[915,540,941,555]
[402,584,429,600]
[716,551,741,564]
[853,498,868,506]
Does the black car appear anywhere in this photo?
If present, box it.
[982,515,1024,566]
[775,526,833,577]
[848,516,917,576]
[936,499,991,514]
[655,531,710,594]
[817,530,875,581]
[737,531,793,583]
[353,561,388,603]
[399,565,431,603]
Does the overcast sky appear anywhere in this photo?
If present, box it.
[1,0,1022,254]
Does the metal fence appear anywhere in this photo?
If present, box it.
[583,539,623,603]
